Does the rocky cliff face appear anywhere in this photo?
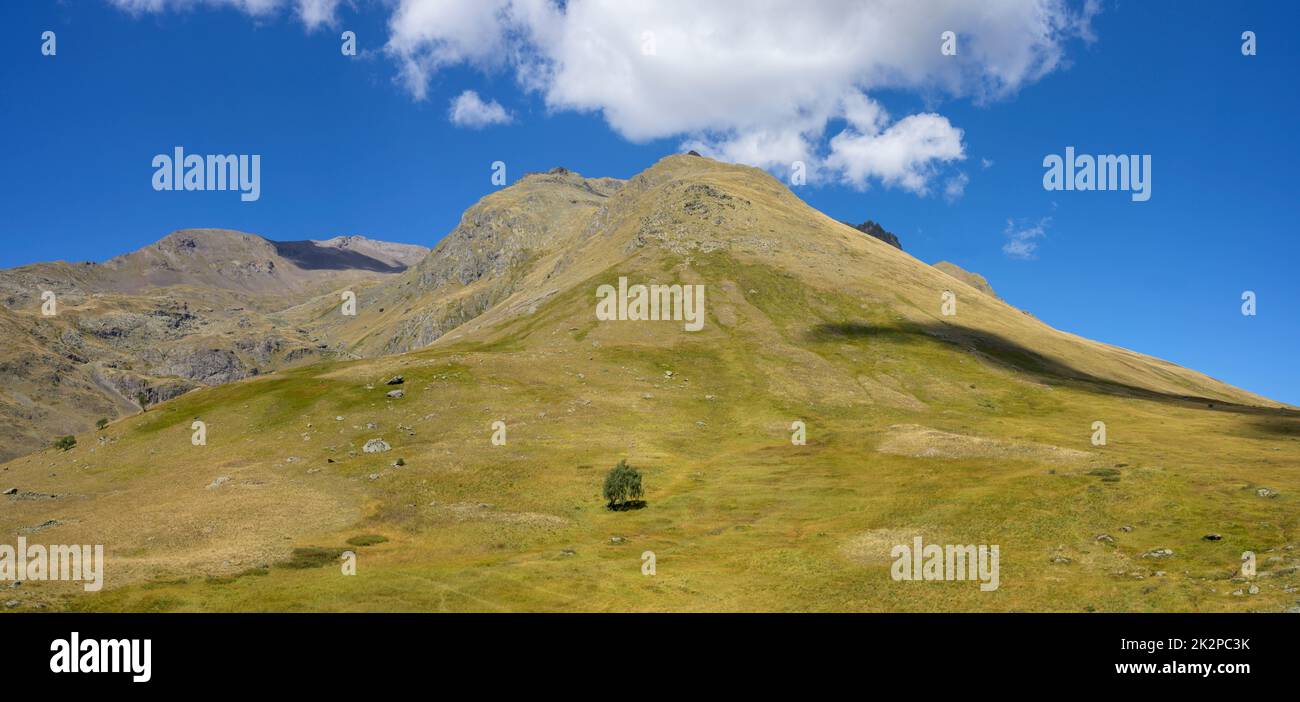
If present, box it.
[841,219,903,249]
[0,230,427,461]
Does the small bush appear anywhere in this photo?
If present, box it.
[95,418,109,430]
[603,459,644,510]
[346,534,389,547]
[53,435,76,451]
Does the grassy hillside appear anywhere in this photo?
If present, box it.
[3,156,1296,612]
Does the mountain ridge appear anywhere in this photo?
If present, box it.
[2,154,1296,613]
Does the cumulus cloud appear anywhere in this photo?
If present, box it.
[449,90,513,128]
[944,172,971,203]
[295,0,345,31]
[1003,216,1051,259]
[825,97,965,194]
[109,0,1101,193]
[107,0,282,16]
[386,0,1096,191]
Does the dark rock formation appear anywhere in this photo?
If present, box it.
[841,220,902,250]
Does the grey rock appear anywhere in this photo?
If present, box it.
[362,439,391,453]
[840,219,902,250]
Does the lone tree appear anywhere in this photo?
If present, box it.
[602,459,644,510]
[136,391,149,412]
[53,435,76,451]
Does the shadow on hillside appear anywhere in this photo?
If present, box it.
[810,320,1300,419]
[271,240,407,273]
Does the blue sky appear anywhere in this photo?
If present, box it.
[1,1,1297,405]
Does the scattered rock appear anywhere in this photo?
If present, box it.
[3,600,17,609]
[560,549,577,557]
[367,473,380,480]
[1120,525,1134,532]
[1142,548,1174,559]
[386,389,405,399]
[363,439,391,453]
[1257,487,1279,498]
[610,536,625,544]
[1248,584,1260,595]
[1203,533,1222,541]
[2,488,15,496]
[206,476,231,490]
[1050,554,1073,564]
[335,416,344,421]
[1095,534,1115,545]
[18,519,62,535]
[386,376,405,385]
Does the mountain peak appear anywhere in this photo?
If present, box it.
[841,219,902,250]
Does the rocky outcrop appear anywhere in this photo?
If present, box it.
[841,220,902,250]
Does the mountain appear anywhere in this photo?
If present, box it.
[842,219,903,249]
[933,260,999,299]
[0,230,428,461]
[2,156,1296,613]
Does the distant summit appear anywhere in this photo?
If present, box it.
[841,219,902,250]
[933,261,999,299]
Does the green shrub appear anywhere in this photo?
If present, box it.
[53,435,76,451]
[95,418,109,430]
[602,459,644,510]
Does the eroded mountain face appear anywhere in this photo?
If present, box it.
[0,231,428,461]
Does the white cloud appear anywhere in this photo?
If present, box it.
[296,0,344,31]
[825,98,965,194]
[399,0,1094,191]
[107,0,348,29]
[107,0,282,16]
[108,0,1101,193]
[386,0,515,100]
[1003,216,1051,259]
[944,172,970,203]
[449,90,513,128]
